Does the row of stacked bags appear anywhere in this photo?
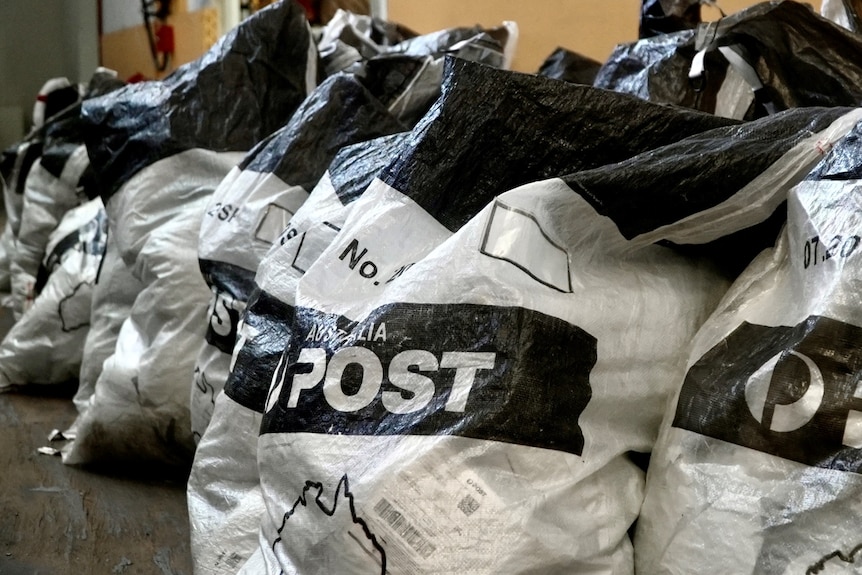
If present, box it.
[2,0,862,572]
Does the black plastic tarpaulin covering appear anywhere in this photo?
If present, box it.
[81,0,315,202]
[234,74,406,196]
[536,47,603,85]
[597,1,862,120]
[382,58,737,234]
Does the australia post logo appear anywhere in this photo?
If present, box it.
[673,316,862,472]
[260,302,597,456]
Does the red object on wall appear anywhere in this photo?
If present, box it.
[296,0,320,23]
[155,24,175,54]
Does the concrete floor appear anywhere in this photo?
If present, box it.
[0,309,194,574]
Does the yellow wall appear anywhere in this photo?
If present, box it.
[101,7,220,81]
[388,0,823,72]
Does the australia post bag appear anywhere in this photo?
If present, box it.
[246,176,727,574]
[0,137,41,292]
[242,103,862,574]
[192,72,405,441]
[635,118,862,574]
[10,71,124,318]
[197,53,735,454]
[0,199,105,390]
[192,57,739,573]
[188,132,409,575]
[191,23,515,440]
[232,77,824,575]
[12,145,89,318]
[63,0,316,467]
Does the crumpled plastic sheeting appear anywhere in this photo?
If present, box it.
[359,55,445,127]
[245,162,729,574]
[192,73,405,440]
[81,0,316,202]
[635,118,862,575]
[319,11,517,127]
[640,0,702,38]
[536,46,603,85]
[596,1,862,120]
[0,199,104,390]
[316,9,415,76]
[188,133,409,575]
[318,9,516,78]
[382,57,735,234]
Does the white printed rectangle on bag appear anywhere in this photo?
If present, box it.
[199,167,308,274]
[480,200,572,293]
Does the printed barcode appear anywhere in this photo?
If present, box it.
[374,498,436,559]
[457,495,480,517]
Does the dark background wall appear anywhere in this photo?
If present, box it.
[0,0,99,149]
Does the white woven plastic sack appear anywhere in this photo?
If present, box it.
[0,198,104,390]
[635,121,862,574]
[214,56,784,573]
[232,97,862,575]
[64,0,317,467]
[73,227,143,417]
[244,172,727,574]
[192,73,405,441]
[11,145,89,317]
[188,389,267,574]
[188,134,406,575]
[62,150,243,466]
[0,140,43,297]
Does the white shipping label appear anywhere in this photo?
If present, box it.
[348,443,507,575]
